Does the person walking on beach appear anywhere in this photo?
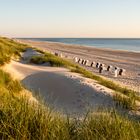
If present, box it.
[99,64,103,73]
[91,62,94,67]
[96,63,99,68]
[107,65,111,71]
[114,67,118,77]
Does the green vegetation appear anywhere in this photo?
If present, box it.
[0,37,27,65]
[30,52,76,68]
[113,94,137,110]
[0,37,140,139]
[1,95,140,139]
[0,69,22,93]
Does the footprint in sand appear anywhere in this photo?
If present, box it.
[78,94,82,98]
[103,91,107,94]
[78,104,85,108]
[92,94,95,98]
[72,101,76,105]
[100,88,104,91]
[77,99,83,103]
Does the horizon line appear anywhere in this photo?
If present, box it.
[16,37,140,39]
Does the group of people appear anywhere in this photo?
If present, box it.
[74,57,126,77]
[53,52,126,78]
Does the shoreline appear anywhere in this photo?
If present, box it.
[18,39,140,91]
[18,39,140,54]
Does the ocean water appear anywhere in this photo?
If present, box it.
[21,38,140,52]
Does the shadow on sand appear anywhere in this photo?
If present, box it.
[22,71,118,116]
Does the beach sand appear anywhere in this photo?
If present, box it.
[4,59,116,115]
[19,39,140,91]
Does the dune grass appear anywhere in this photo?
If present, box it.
[1,91,140,140]
[30,52,76,68]
[0,69,22,93]
[0,70,140,140]
[0,37,28,65]
[113,94,137,110]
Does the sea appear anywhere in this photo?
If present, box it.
[21,38,140,52]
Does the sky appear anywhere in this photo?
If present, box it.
[0,0,140,38]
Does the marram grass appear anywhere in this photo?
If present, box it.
[0,37,28,65]
[0,91,140,140]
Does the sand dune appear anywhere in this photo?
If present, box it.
[3,59,115,115]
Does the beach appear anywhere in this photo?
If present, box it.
[2,39,140,116]
[19,39,140,91]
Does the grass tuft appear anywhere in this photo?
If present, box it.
[113,94,137,110]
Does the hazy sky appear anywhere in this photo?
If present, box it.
[0,0,140,38]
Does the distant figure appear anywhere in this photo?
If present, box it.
[114,67,118,77]
[99,64,103,73]
[107,65,113,72]
[84,60,87,65]
[79,59,83,64]
[96,63,99,68]
[74,57,78,63]
[97,63,101,68]
[80,59,83,64]
[85,60,89,66]
[107,65,111,71]
[55,52,59,56]
[91,62,95,67]
[119,69,126,76]
[78,58,81,63]
[102,64,105,71]
[82,59,85,65]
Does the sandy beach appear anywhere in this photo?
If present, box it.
[4,59,116,115]
[18,39,140,92]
